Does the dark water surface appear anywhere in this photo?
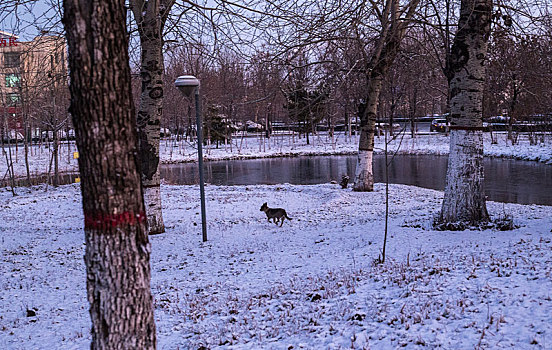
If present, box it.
[161,155,552,206]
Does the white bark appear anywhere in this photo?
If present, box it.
[353,150,374,191]
[439,0,491,225]
[63,0,157,346]
[351,0,420,192]
[143,186,164,235]
[441,130,488,223]
[130,0,174,235]
[352,75,381,192]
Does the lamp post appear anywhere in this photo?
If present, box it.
[175,75,207,242]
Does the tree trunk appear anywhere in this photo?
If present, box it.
[409,86,418,138]
[353,74,383,191]
[62,1,157,349]
[507,76,518,143]
[130,0,175,235]
[138,28,165,235]
[53,124,59,187]
[389,90,396,137]
[352,0,420,192]
[23,106,31,184]
[440,0,492,225]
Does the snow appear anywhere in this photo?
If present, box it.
[1,182,551,349]
[1,130,551,348]
[1,131,551,179]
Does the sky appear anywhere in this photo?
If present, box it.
[0,1,64,41]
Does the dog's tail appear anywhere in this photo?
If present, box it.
[285,213,292,221]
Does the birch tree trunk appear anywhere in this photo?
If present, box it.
[440,0,492,225]
[62,1,157,348]
[130,0,174,235]
[352,0,420,191]
[353,75,382,191]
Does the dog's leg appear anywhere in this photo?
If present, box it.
[280,217,284,227]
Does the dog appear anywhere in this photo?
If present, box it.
[260,202,292,226]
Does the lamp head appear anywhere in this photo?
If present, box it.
[175,75,200,97]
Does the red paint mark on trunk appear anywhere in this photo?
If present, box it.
[84,211,146,230]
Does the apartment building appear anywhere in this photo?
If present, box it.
[0,30,66,138]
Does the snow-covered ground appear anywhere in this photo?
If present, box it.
[1,131,551,179]
[1,183,551,349]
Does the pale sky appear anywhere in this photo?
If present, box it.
[0,1,63,41]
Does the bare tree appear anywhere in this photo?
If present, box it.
[130,0,176,235]
[485,31,552,140]
[353,0,421,191]
[247,51,285,138]
[438,0,492,226]
[282,52,330,144]
[62,0,156,348]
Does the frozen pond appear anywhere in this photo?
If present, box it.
[162,154,552,206]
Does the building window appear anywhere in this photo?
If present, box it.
[3,52,21,68]
[5,73,21,88]
[5,93,20,106]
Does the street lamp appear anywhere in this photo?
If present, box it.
[175,75,207,242]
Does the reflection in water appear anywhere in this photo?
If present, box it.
[1,173,80,188]
[161,155,552,206]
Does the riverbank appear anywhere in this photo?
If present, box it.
[1,183,551,349]
[1,131,551,180]
[161,131,552,165]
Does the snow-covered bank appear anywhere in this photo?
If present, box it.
[1,183,551,349]
[160,132,552,165]
[1,132,551,179]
